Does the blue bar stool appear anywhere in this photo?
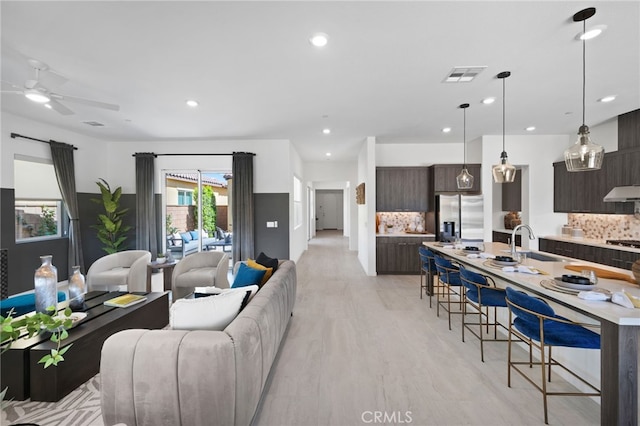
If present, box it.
[418,246,437,307]
[505,287,600,424]
[433,254,463,330]
[459,266,509,362]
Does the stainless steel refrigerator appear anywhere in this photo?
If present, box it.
[436,194,484,241]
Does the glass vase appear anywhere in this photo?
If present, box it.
[34,255,58,314]
[68,265,86,310]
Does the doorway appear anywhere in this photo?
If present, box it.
[316,190,343,231]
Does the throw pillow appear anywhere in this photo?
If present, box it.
[256,252,279,272]
[172,232,183,246]
[247,259,273,285]
[180,232,192,244]
[189,230,200,240]
[232,263,266,288]
[170,290,248,331]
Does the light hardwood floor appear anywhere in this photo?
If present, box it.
[253,230,600,426]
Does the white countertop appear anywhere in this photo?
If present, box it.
[424,241,640,326]
[377,232,436,238]
[543,235,640,254]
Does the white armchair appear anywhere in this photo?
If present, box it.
[87,250,151,292]
[171,251,229,300]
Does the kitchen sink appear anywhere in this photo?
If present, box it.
[526,252,567,262]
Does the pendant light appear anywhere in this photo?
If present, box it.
[491,71,517,183]
[456,103,474,190]
[564,7,605,172]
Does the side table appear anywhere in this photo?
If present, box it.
[146,261,178,292]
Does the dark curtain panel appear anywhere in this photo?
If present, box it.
[49,141,84,273]
[135,153,157,256]
[232,152,255,261]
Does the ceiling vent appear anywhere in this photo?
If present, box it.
[443,66,487,83]
[82,121,105,127]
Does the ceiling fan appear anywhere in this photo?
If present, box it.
[1,58,120,115]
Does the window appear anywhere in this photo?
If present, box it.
[14,157,63,242]
[293,175,302,229]
[177,189,193,206]
[15,200,62,241]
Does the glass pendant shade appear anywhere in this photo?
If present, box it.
[565,7,605,172]
[456,103,473,190]
[456,167,474,189]
[564,125,604,171]
[492,153,517,183]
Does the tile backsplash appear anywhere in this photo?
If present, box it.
[377,212,426,232]
[568,214,640,240]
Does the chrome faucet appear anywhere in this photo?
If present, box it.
[511,224,535,258]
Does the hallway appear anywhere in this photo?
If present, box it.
[254,230,600,425]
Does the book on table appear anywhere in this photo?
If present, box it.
[104,294,147,308]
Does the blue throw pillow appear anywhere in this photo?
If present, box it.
[189,230,200,240]
[233,263,266,288]
[180,232,192,243]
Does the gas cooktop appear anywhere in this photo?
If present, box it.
[606,239,640,248]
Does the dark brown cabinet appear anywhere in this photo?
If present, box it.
[376,167,428,212]
[492,231,521,247]
[539,238,640,271]
[618,109,640,150]
[431,164,481,194]
[376,237,434,274]
[502,169,522,211]
[553,149,639,214]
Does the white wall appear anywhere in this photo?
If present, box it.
[585,116,618,153]
[376,142,464,166]
[358,137,376,275]
[481,134,570,250]
[1,112,108,191]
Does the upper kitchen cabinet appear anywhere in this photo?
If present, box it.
[502,168,522,211]
[618,109,640,150]
[376,167,429,211]
[431,164,481,194]
[553,150,637,214]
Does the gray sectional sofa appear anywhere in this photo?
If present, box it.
[100,260,297,426]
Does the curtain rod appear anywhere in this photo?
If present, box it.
[132,152,256,157]
[10,132,78,150]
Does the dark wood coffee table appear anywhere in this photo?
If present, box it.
[1,290,169,402]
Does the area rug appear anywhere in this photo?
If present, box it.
[2,375,102,426]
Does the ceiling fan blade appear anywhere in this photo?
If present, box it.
[0,90,25,95]
[47,99,75,115]
[50,93,120,111]
[1,80,23,90]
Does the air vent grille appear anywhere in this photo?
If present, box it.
[444,66,487,83]
[82,121,105,127]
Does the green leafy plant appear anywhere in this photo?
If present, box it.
[1,306,73,368]
[37,206,57,236]
[193,186,217,234]
[91,178,131,254]
[166,214,178,235]
[1,306,73,407]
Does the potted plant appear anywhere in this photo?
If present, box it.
[156,253,166,264]
[91,178,132,254]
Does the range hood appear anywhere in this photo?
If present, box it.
[604,185,640,219]
[603,185,640,202]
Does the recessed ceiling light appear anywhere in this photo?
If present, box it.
[526,126,536,131]
[186,100,199,107]
[576,25,607,40]
[442,127,452,133]
[598,95,616,103]
[322,128,331,135]
[482,97,496,105]
[44,103,52,109]
[25,89,50,103]
[310,33,329,48]
[326,152,332,157]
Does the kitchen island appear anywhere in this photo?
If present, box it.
[424,241,640,426]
